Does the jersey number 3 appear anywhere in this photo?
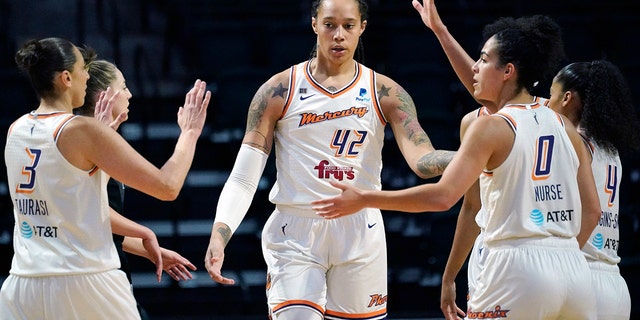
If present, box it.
[16,148,42,194]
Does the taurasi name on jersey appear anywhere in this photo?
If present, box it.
[14,198,49,215]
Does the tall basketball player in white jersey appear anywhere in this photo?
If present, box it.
[204,0,455,319]
[312,14,603,319]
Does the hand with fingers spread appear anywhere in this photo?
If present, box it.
[412,0,446,33]
[311,181,368,219]
[94,87,128,130]
[158,248,197,281]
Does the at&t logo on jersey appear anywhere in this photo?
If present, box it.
[20,221,33,239]
[314,160,354,181]
[529,208,574,226]
[20,221,58,239]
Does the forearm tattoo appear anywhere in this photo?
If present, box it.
[417,150,456,178]
[216,224,232,247]
[395,86,433,146]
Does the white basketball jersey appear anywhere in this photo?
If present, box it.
[474,97,549,231]
[581,139,622,264]
[5,112,119,276]
[479,102,582,244]
[269,61,386,209]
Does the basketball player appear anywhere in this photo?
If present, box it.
[312,14,602,319]
[204,0,455,319]
[548,60,638,319]
[0,37,209,319]
[414,1,639,318]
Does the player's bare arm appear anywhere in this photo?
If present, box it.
[242,71,289,154]
[377,74,454,179]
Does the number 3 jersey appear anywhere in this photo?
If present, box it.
[269,61,386,210]
[5,112,119,276]
[478,102,582,244]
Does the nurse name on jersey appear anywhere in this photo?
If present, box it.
[532,183,575,223]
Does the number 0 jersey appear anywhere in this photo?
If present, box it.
[5,112,119,276]
[479,102,582,244]
[269,61,386,210]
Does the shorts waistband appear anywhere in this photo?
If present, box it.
[275,204,324,218]
[587,260,620,273]
[487,236,579,250]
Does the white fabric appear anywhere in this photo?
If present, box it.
[4,111,118,276]
[214,144,267,234]
[268,61,386,209]
[0,270,140,319]
[479,102,582,244]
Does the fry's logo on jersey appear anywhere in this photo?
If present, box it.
[314,160,354,181]
[467,305,510,318]
[298,106,368,127]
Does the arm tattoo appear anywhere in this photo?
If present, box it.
[417,150,456,178]
[395,86,432,146]
[216,224,232,246]
[271,82,288,98]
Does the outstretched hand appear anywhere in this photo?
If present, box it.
[311,181,367,219]
[412,0,445,33]
[177,79,211,136]
[205,228,235,285]
[159,248,197,281]
[94,87,128,130]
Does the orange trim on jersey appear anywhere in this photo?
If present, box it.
[325,307,387,319]
[495,112,517,131]
[88,166,100,176]
[304,61,362,98]
[280,65,297,119]
[482,170,493,176]
[272,300,325,315]
[369,69,386,126]
[53,115,77,141]
[28,111,68,120]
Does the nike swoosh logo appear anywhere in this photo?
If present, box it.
[300,94,316,100]
[368,223,377,229]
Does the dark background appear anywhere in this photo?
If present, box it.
[1,0,639,319]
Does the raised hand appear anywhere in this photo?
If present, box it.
[177,79,211,136]
[94,87,128,130]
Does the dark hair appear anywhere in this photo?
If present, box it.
[555,60,640,155]
[14,37,78,98]
[482,15,565,93]
[309,0,368,63]
[75,60,119,116]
